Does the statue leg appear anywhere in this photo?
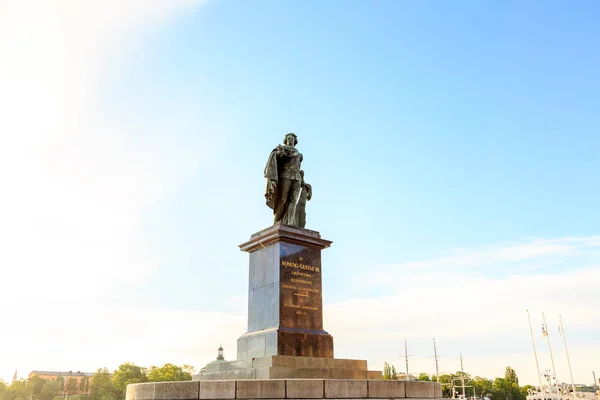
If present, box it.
[282,180,302,226]
[274,178,292,223]
[295,191,307,228]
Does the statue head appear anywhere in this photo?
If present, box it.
[283,133,298,146]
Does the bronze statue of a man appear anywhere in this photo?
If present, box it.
[264,133,310,227]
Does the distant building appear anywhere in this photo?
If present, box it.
[29,371,94,396]
[195,345,227,378]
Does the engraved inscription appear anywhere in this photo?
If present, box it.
[279,242,323,330]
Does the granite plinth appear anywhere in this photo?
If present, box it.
[237,225,334,360]
[195,356,371,381]
[126,380,442,400]
[237,328,333,359]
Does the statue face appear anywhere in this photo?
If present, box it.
[284,135,296,147]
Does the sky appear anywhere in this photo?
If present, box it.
[1,0,599,387]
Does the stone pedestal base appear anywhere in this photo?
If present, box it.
[193,355,380,380]
[236,224,334,360]
[237,327,334,359]
[127,379,443,400]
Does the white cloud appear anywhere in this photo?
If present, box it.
[326,236,600,386]
[0,0,209,381]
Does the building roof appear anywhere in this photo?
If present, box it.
[30,371,94,377]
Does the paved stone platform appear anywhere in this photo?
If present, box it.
[195,355,381,380]
[126,379,443,400]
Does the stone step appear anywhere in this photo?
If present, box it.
[126,379,443,400]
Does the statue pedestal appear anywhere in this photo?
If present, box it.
[237,223,333,360]
[195,224,381,380]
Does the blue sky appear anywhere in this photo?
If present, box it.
[1,0,598,386]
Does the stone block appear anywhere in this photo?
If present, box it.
[199,381,235,399]
[405,381,435,398]
[126,383,155,400]
[126,384,136,400]
[367,371,382,380]
[286,379,325,399]
[368,380,406,398]
[236,380,286,399]
[154,381,199,400]
[434,382,442,398]
[325,379,368,398]
[226,369,256,380]
[329,369,367,379]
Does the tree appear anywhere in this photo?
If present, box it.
[490,374,524,400]
[27,376,46,399]
[147,364,192,382]
[390,366,398,380]
[505,367,519,386]
[472,376,493,398]
[437,373,456,397]
[39,381,62,400]
[521,385,533,399]
[89,368,119,400]
[382,363,399,380]
[66,378,78,394]
[7,380,28,400]
[382,363,392,380]
[78,377,89,393]
[0,380,7,399]
[112,363,147,399]
[418,373,431,381]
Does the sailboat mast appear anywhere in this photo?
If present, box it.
[527,309,544,388]
[542,312,560,391]
[404,337,410,381]
[433,338,440,384]
[460,351,466,398]
[559,315,577,396]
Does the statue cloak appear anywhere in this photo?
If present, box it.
[264,148,279,210]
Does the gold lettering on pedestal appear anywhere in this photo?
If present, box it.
[291,271,312,278]
[281,258,322,314]
[290,278,312,285]
[281,261,317,272]
[284,304,320,311]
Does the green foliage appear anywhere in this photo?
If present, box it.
[505,366,519,385]
[472,376,494,398]
[490,373,525,400]
[112,363,147,400]
[78,377,89,393]
[1,391,16,400]
[382,362,398,380]
[521,384,534,399]
[66,378,78,393]
[28,376,46,397]
[147,364,192,382]
[89,368,120,400]
[7,380,28,400]
[418,373,431,381]
[38,380,62,400]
